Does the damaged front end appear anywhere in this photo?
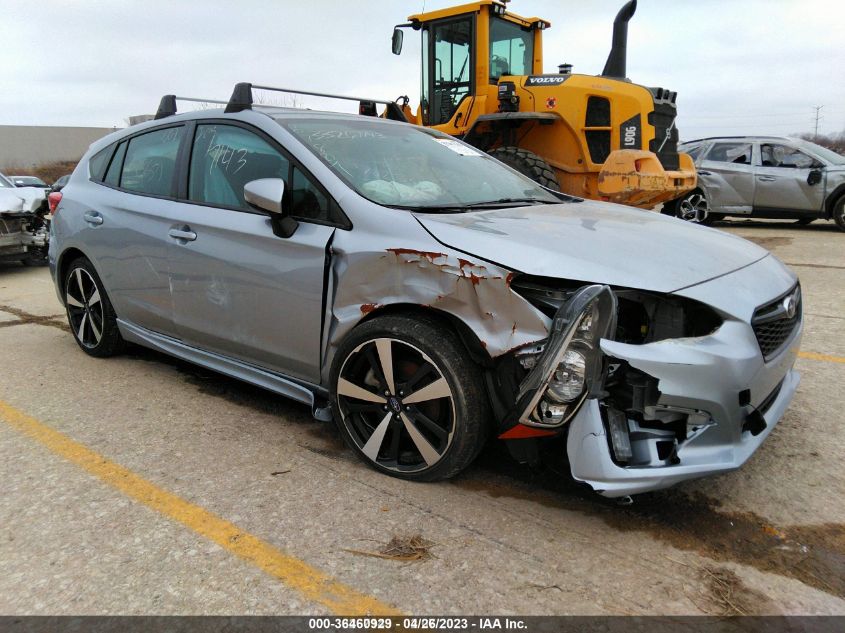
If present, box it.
[493,273,801,497]
[0,208,49,264]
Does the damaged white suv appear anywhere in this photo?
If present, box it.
[49,88,802,497]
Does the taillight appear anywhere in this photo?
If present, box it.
[48,191,62,214]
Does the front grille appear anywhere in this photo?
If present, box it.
[752,285,802,360]
[647,97,680,171]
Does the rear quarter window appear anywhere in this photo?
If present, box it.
[88,145,114,181]
[120,126,185,197]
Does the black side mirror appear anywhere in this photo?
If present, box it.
[392,28,404,55]
[807,169,823,186]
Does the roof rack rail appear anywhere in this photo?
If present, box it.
[224,82,408,122]
[154,95,228,120]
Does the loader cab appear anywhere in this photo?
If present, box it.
[394,1,546,134]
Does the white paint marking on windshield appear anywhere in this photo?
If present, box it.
[434,138,483,156]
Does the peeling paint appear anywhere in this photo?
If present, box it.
[323,234,552,381]
[386,248,448,261]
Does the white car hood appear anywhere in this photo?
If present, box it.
[415,200,769,294]
[0,188,26,214]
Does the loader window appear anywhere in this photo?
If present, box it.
[430,18,474,126]
[489,17,533,82]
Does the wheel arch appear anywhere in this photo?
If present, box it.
[56,247,88,301]
[824,183,845,219]
[356,303,494,368]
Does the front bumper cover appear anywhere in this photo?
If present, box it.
[566,316,802,497]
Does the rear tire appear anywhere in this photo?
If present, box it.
[488,147,561,191]
[330,314,489,482]
[64,257,124,357]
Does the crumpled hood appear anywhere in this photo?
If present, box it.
[415,200,769,293]
[0,188,26,214]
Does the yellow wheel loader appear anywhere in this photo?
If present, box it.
[391,0,696,208]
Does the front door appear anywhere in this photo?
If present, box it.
[167,122,335,383]
[753,143,825,213]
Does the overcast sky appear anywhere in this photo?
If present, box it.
[2,0,843,141]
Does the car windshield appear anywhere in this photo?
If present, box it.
[280,118,560,210]
[0,173,13,188]
[795,139,845,165]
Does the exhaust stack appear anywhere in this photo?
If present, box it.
[601,0,637,79]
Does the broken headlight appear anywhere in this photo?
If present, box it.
[515,285,617,427]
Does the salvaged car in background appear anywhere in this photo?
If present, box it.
[11,175,50,195]
[51,175,71,192]
[0,172,49,265]
[48,88,802,497]
[664,135,845,229]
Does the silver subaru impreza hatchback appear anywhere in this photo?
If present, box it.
[49,94,802,497]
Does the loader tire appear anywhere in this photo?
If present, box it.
[488,147,561,192]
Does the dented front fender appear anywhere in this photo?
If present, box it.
[322,228,551,382]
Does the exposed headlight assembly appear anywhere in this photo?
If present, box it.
[515,285,617,427]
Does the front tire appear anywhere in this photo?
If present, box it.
[833,196,845,232]
[666,189,718,225]
[330,314,488,481]
[64,257,124,357]
[488,147,561,191]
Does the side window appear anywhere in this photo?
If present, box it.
[761,144,815,169]
[103,141,127,187]
[189,124,290,211]
[684,143,705,160]
[489,17,533,81]
[120,126,184,196]
[88,145,114,182]
[706,142,752,165]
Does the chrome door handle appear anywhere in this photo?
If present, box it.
[83,211,103,225]
[757,176,777,182]
[168,228,197,242]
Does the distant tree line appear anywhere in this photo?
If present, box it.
[799,130,845,155]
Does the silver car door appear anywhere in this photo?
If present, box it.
[754,143,826,213]
[167,122,336,383]
[697,141,754,214]
[80,126,186,337]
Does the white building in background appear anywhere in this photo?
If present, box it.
[0,125,118,170]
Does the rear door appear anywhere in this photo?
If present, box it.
[166,121,338,383]
[697,141,755,214]
[77,125,186,337]
[753,142,825,213]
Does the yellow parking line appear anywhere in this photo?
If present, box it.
[0,400,400,616]
[799,351,845,365]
